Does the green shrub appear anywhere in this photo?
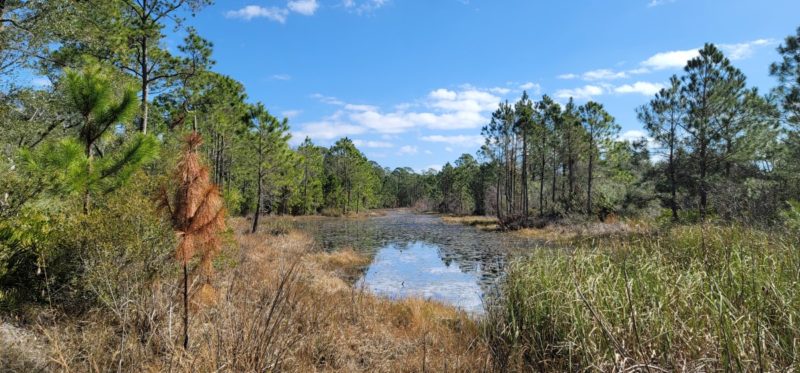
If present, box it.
[781,200,800,232]
[0,180,174,313]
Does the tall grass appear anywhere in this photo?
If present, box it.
[32,219,490,372]
[486,225,800,371]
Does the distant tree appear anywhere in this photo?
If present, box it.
[514,91,534,218]
[638,76,685,221]
[535,96,559,215]
[558,98,586,212]
[681,44,744,220]
[579,101,618,216]
[770,26,800,192]
[296,137,325,214]
[326,138,368,215]
[249,104,291,232]
[771,26,800,127]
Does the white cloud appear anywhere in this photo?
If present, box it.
[344,103,379,112]
[637,39,772,72]
[558,73,578,80]
[428,88,500,113]
[349,110,417,133]
[292,119,366,142]
[640,48,699,70]
[281,110,302,119]
[271,74,291,80]
[311,93,345,106]
[429,88,457,101]
[421,135,485,147]
[583,69,628,81]
[300,86,503,143]
[720,39,773,60]
[627,67,651,75]
[614,81,665,96]
[288,0,319,15]
[226,5,289,22]
[399,145,418,155]
[519,82,541,93]
[555,85,604,100]
[489,87,511,95]
[352,139,394,148]
[648,0,676,7]
[343,0,389,14]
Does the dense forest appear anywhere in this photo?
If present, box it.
[2,0,800,371]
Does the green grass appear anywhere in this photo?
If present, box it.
[485,225,800,371]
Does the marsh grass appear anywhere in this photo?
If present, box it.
[32,217,489,372]
[486,224,800,371]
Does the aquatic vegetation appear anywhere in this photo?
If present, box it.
[486,225,800,371]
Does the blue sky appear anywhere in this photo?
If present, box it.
[179,0,799,171]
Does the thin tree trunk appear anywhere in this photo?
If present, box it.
[496,162,502,221]
[83,141,93,214]
[183,262,188,350]
[699,141,707,221]
[140,26,149,134]
[587,124,595,216]
[669,141,678,222]
[551,145,557,210]
[587,147,594,216]
[252,137,263,233]
[539,142,545,217]
[521,131,528,219]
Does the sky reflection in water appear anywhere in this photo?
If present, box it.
[357,241,485,314]
[292,210,542,314]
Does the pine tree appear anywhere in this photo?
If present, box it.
[57,65,159,213]
[159,132,226,349]
[638,76,685,221]
[579,101,619,216]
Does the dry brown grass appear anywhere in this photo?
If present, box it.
[440,215,499,230]
[35,217,490,372]
[513,219,649,244]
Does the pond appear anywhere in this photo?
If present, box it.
[292,209,542,314]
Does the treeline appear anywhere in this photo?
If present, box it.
[0,0,442,230]
[425,40,800,227]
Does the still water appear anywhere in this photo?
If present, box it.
[292,210,541,314]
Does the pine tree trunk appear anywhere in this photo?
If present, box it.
[587,125,595,216]
[252,177,262,234]
[522,131,528,219]
[539,145,545,217]
[252,137,263,233]
[551,146,557,209]
[699,141,708,222]
[183,262,188,350]
[669,142,678,222]
[140,30,149,134]
[83,141,93,214]
[587,148,594,216]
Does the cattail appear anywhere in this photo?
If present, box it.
[159,132,226,349]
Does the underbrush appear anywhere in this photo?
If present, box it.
[486,225,800,371]
[22,218,489,372]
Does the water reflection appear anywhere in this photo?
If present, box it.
[357,241,485,313]
[291,210,542,313]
